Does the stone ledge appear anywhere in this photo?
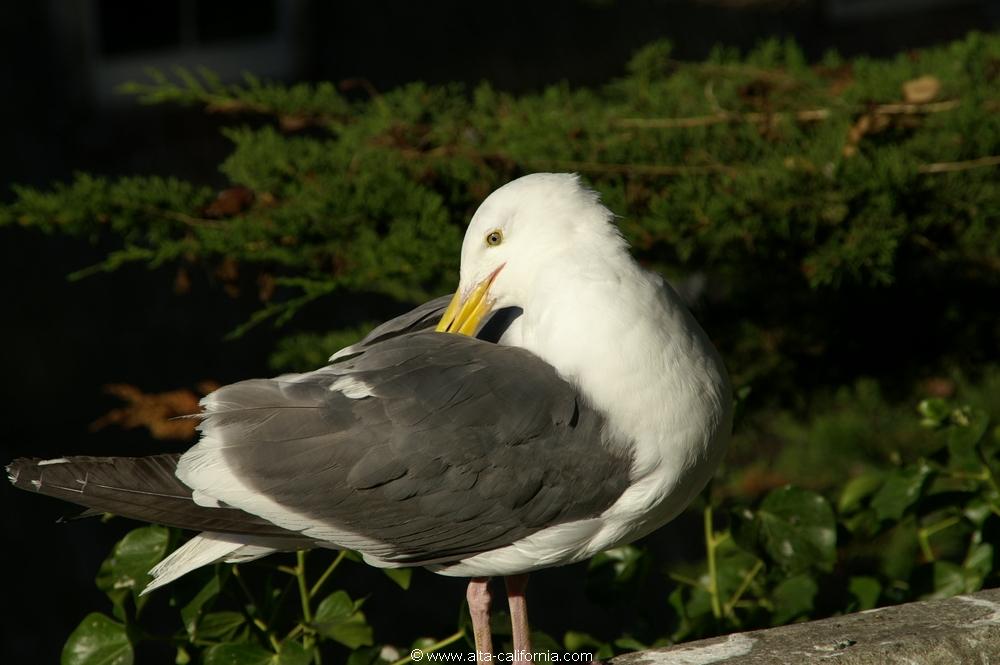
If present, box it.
[613,587,1000,665]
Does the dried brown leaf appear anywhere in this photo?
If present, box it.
[91,382,220,441]
[204,186,255,219]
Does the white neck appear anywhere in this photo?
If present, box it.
[513,256,732,532]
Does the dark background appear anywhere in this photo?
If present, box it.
[2,1,997,662]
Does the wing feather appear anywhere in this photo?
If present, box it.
[178,331,633,566]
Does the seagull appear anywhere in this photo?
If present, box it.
[7,173,732,662]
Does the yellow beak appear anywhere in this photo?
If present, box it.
[435,269,501,336]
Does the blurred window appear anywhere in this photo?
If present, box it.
[97,0,278,55]
[82,0,298,106]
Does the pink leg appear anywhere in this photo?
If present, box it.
[467,577,494,665]
[505,574,532,665]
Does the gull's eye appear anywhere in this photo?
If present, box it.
[486,230,503,247]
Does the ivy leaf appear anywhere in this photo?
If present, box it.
[62,612,133,665]
[838,471,884,514]
[314,591,373,649]
[346,646,384,665]
[276,640,313,665]
[963,499,994,527]
[964,542,994,583]
[880,519,920,581]
[586,544,650,603]
[197,612,247,642]
[713,539,763,605]
[947,408,990,472]
[870,463,932,522]
[667,586,696,643]
[918,398,951,428]
[841,508,880,537]
[565,630,614,659]
[202,642,274,665]
[529,630,562,654]
[382,567,412,590]
[180,569,226,638]
[612,636,648,653]
[95,526,170,607]
[847,576,881,611]
[927,561,968,599]
[756,486,837,573]
[770,574,818,625]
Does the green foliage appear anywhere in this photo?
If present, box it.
[4,34,998,394]
[62,613,133,665]
[95,525,170,615]
[662,398,1000,643]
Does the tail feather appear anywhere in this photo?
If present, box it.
[7,455,305,539]
[142,532,305,594]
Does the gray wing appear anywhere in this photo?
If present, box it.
[180,331,633,566]
[331,295,523,362]
[330,295,453,361]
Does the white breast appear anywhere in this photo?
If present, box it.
[434,267,732,578]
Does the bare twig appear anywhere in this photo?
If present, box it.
[615,99,964,129]
[918,155,1000,174]
[523,159,736,177]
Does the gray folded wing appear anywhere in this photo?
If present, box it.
[330,294,453,361]
[179,331,633,566]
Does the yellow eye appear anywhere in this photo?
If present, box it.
[486,230,503,247]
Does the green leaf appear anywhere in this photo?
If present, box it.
[880,519,920,581]
[314,591,373,649]
[841,508,881,537]
[586,544,650,602]
[963,499,994,527]
[964,542,994,582]
[928,561,967,599]
[180,569,225,638]
[95,526,170,602]
[713,538,763,606]
[918,398,951,428]
[202,642,274,665]
[870,463,932,522]
[346,647,384,665]
[756,486,837,573]
[612,636,647,653]
[838,471,884,513]
[564,630,606,653]
[382,567,412,590]
[276,640,312,665]
[197,612,247,641]
[588,545,646,579]
[947,408,990,472]
[667,586,696,643]
[529,630,562,654]
[770,574,818,625]
[568,630,612,661]
[62,613,133,665]
[847,576,881,611]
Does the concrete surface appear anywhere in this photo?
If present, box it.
[614,587,1000,665]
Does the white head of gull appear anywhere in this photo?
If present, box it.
[7,173,732,665]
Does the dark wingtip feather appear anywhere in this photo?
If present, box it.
[7,457,41,490]
[7,454,303,539]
